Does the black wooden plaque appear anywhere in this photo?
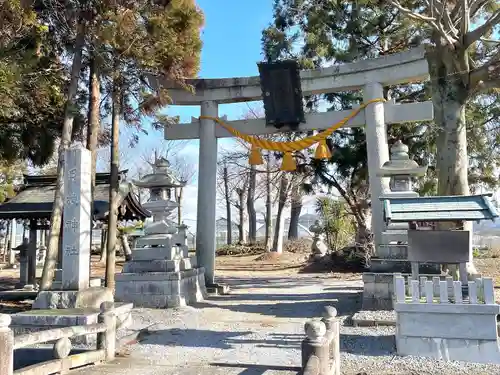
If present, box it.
[258,60,305,129]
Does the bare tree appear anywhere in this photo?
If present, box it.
[171,156,195,225]
[216,150,250,244]
[263,152,274,251]
[272,173,290,253]
[218,161,232,245]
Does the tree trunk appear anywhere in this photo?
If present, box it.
[86,56,101,252]
[40,25,86,291]
[105,73,121,291]
[223,165,232,245]
[247,165,257,243]
[264,158,272,251]
[288,183,302,240]
[272,175,289,253]
[427,47,477,275]
[236,187,247,243]
[175,187,184,226]
[120,233,132,261]
[99,228,107,263]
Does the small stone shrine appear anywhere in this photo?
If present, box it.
[362,140,433,310]
[115,157,207,308]
[309,220,328,260]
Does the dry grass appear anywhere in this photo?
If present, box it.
[475,251,500,285]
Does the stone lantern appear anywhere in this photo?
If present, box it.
[377,140,427,196]
[115,157,207,308]
[363,140,430,310]
[133,158,185,237]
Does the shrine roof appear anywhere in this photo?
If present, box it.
[0,171,151,221]
[381,194,499,224]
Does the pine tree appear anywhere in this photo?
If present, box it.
[262,0,500,249]
[94,0,204,289]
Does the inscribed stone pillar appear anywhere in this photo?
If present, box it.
[363,83,390,249]
[27,222,37,285]
[196,101,218,285]
[61,145,92,290]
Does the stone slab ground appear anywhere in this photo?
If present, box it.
[65,272,500,375]
[7,252,500,374]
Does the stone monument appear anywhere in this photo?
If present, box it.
[115,157,207,308]
[11,146,131,344]
[32,145,113,309]
[362,140,436,309]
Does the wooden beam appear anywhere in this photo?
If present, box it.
[164,101,433,141]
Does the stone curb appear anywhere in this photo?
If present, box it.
[117,327,152,348]
[351,319,396,327]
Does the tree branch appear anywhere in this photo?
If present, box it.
[470,0,495,19]
[469,50,500,92]
[460,0,470,39]
[464,10,500,48]
[390,0,456,45]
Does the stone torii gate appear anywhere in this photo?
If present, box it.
[148,46,433,285]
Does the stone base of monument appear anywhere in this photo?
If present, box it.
[53,269,102,288]
[206,283,230,295]
[115,265,207,308]
[32,286,114,310]
[362,272,447,310]
[376,244,408,259]
[10,302,133,345]
[369,258,441,273]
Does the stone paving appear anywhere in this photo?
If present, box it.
[71,274,362,375]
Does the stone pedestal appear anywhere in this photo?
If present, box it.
[10,302,133,345]
[115,226,207,308]
[19,257,28,287]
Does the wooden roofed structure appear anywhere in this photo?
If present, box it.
[381,194,499,224]
[0,171,151,222]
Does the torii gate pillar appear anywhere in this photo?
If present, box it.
[197,101,218,285]
[364,82,391,249]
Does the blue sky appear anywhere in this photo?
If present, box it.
[116,0,275,228]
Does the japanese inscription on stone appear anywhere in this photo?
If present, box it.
[61,146,92,290]
[63,245,79,256]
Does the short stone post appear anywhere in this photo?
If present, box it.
[97,302,116,361]
[0,314,14,375]
[321,306,340,375]
[177,223,189,258]
[302,320,329,375]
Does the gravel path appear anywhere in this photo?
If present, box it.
[71,274,500,375]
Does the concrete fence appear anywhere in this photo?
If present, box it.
[301,306,340,375]
[394,275,500,364]
[0,302,116,375]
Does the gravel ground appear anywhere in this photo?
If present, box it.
[66,274,500,374]
[351,310,396,323]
